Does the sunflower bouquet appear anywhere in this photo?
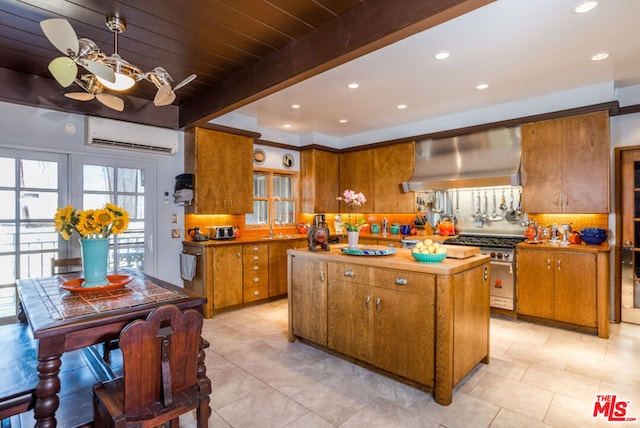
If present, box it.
[54,203,130,240]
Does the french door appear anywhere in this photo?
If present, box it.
[619,148,640,324]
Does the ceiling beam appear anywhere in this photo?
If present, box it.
[179,0,494,129]
[0,67,179,129]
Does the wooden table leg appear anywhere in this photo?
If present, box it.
[33,354,61,428]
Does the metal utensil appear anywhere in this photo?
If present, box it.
[489,190,503,221]
[499,190,507,210]
[481,191,489,220]
[471,190,477,218]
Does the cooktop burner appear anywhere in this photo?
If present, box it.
[443,235,525,249]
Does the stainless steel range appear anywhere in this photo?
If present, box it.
[443,235,524,311]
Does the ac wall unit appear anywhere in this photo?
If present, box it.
[86,116,179,155]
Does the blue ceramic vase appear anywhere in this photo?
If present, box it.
[80,238,109,287]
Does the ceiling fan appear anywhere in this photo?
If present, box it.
[64,74,124,111]
[40,16,196,110]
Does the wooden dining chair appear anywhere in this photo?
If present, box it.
[50,257,83,275]
[92,304,211,428]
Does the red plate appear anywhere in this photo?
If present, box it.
[60,274,134,293]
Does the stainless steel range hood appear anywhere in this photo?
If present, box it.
[402,127,521,191]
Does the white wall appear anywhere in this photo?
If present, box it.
[0,101,186,285]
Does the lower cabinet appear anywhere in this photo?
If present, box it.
[212,245,244,309]
[268,240,308,297]
[328,263,434,385]
[290,257,328,345]
[243,243,269,302]
[517,248,597,328]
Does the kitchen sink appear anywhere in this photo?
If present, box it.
[259,234,295,239]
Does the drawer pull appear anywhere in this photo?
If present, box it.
[375,298,382,313]
[253,290,259,296]
[344,269,355,277]
[547,259,551,270]
[320,271,325,282]
[365,295,371,309]
[253,256,259,261]
[253,277,260,283]
[395,277,407,286]
[252,246,259,252]
[557,259,562,270]
[253,265,259,271]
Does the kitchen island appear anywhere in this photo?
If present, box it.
[287,245,491,406]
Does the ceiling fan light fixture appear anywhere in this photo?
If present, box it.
[96,54,138,91]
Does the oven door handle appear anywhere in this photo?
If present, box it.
[490,260,514,273]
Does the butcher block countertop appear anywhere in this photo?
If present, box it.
[288,245,489,275]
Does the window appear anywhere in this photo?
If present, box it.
[245,170,296,227]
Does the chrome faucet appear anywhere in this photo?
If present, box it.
[269,196,282,238]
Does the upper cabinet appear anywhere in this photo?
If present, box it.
[339,149,374,207]
[300,149,340,213]
[521,111,610,213]
[185,128,253,214]
[373,142,415,213]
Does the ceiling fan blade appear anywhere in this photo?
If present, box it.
[154,84,175,106]
[96,93,125,111]
[40,19,79,56]
[173,74,196,92]
[65,92,95,101]
[48,57,77,87]
[79,59,115,83]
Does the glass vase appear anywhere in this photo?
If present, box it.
[80,238,110,287]
[347,230,359,249]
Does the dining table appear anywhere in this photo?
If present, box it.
[16,268,207,428]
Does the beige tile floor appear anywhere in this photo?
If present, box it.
[181,298,640,428]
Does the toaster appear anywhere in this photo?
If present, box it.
[209,226,236,240]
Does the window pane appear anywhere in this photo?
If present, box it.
[20,191,58,219]
[119,195,144,219]
[247,200,268,225]
[117,168,144,193]
[20,160,57,189]
[274,175,292,198]
[83,194,112,210]
[0,158,15,187]
[19,223,57,252]
[274,201,294,224]
[253,173,267,198]
[0,254,16,284]
[0,191,16,220]
[0,223,16,253]
[84,165,114,192]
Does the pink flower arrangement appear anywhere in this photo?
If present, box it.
[337,189,366,231]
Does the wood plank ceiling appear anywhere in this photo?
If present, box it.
[0,0,491,129]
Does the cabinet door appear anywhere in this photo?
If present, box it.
[521,120,562,213]
[212,245,243,308]
[186,128,253,214]
[560,111,609,213]
[373,142,416,213]
[243,244,269,302]
[339,149,374,207]
[327,280,373,362]
[517,249,555,319]
[291,257,328,345]
[268,240,306,297]
[300,149,340,213]
[554,252,597,327]
[373,286,434,385]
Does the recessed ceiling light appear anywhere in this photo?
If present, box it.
[476,83,489,90]
[347,82,359,89]
[290,103,301,109]
[574,1,598,14]
[339,119,348,123]
[434,51,451,60]
[283,123,292,128]
[397,104,407,109]
[591,52,609,61]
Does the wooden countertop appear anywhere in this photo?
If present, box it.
[288,245,489,276]
[516,241,611,253]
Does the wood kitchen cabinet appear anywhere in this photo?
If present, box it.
[328,263,434,385]
[289,256,328,346]
[243,243,269,303]
[339,149,374,206]
[184,128,253,214]
[517,244,611,337]
[521,111,609,213]
[373,142,416,213]
[300,149,340,213]
[212,244,244,309]
[268,239,307,297]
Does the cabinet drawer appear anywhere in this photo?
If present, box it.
[373,268,435,298]
[328,262,373,285]
[244,283,268,302]
[244,271,268,287]
[243,260,268,276]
